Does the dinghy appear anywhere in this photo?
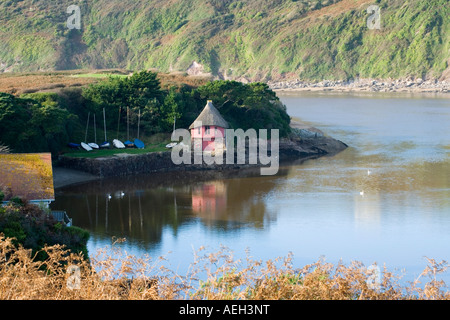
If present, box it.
[100,108,110,148]
[88,114,99,149]
[166,142,178,149]
[165,117,179,149]
[68,143,81,149]
[88,143,99,149]
[113,139,125,149]
[134,139,145,149]
[123,107,136,148]
[133,109,145,150]
[81,142,93,151]
[100,141,110,148]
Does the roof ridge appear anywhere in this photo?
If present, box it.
[189,100,230,129]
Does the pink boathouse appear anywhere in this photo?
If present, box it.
[189,100,229,152]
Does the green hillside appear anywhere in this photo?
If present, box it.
[0,0,448,81]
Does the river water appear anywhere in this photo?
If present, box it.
[52,92,450,284]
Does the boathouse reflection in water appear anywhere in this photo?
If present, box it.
[52,168,290,249]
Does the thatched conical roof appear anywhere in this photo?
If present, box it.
[189,100,229,129]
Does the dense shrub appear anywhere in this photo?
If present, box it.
[0,92,78,155]
[82,71,167,136]
[0,200,89,261]
[0,237,449,300]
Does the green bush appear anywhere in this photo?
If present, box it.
[0,200,90,261]
[0,92,78,155]
[82,70,166,136]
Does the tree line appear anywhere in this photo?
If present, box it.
[0,71,291,155]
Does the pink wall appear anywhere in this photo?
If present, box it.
[191,126,226,151]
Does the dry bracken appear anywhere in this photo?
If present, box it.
[0,235,449,300]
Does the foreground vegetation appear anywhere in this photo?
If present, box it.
[0,200,448,300]
[0,200,89,261]
[0,234,449,300]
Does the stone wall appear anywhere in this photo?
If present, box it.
[56,136,348,178]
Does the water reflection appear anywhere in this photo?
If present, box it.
[51,92,450,284]
[52,168,290,249]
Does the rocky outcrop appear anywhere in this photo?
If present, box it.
[268,78,450,93]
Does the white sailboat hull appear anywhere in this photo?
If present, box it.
[81,142,93,151]
[113,139,125,149]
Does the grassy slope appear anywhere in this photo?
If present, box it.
[0,0,448,81]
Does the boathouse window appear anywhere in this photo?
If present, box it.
[198,127,201,134]
[205,126,210,134]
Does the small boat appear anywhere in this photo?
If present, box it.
[101,109,110,149]
[124,140,135,148]
[88,114,100,149]
[83,113,97,151]
[88,143,99,149]
[100,141,110,148]
[166,142,178,149]
[68,142,81,149]
[134,139,145,149]
[81,142,93,151]
[113,139,125,149]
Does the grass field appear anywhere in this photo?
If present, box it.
[69,73,130,79]
[0,69,212,95]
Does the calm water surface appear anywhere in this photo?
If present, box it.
[52,92,450,283]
